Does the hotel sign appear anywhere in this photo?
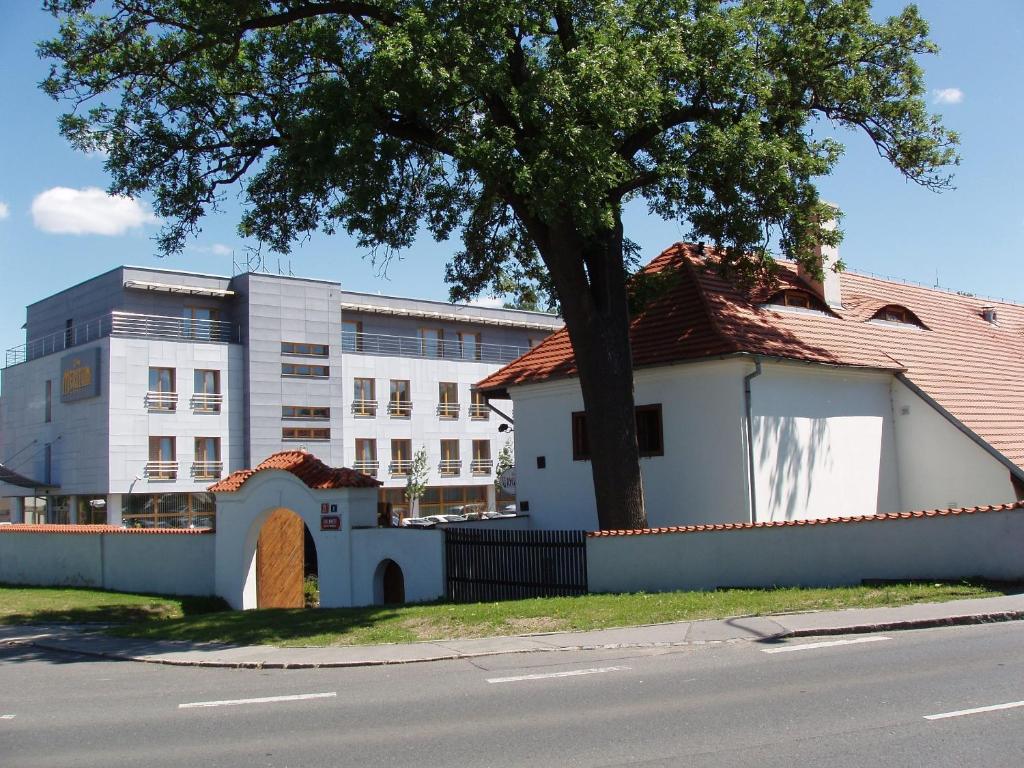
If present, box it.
[60,348,101,403]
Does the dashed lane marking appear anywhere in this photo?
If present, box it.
[761,636,891,654]
[924,700,1024,721]
[178,692,337,709]
[487,666,630,684]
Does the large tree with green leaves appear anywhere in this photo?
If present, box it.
[42,0,956,530]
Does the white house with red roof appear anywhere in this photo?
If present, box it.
[477,242,1024,531]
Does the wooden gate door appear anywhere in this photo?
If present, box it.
[256,509,305,609]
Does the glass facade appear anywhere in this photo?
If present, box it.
[122,492,216,529]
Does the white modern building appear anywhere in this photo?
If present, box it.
[0,265,562,527]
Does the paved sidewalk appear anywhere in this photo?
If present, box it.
[4,593,1023,669]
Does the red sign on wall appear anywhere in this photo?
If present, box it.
[320,515,341,531]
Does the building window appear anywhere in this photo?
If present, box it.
[192,437,222,480]
[388,379,412,417]
[183,307,221,340]
[44,443,52,485]
[469,390,489,420]
[123,492,216,530]
[281,363,329,377]
[146,367,177,411]
[390,439,412,476]
[870,304,925,328]
[192,369,222,413]
[354,438,378,476]
[147,436,177,479]
[281,341,329,357]
[420,327,443,358]
[438,382,459,419]
[382,485,487,519]
[64,318,73,348]
[342,320,363,352]
[353,377,377,416]
[440,439,461,476]
[471,440,492,475]
[77,495,107,526]
[45,379,52,423]
[572,405,665,460]
[458,331,481,361]
[282,427,330,441]
[282,405,331,420]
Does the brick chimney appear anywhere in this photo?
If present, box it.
[798,208,842,309]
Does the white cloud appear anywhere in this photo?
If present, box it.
[0,202,8,220]
[31,186,158,235]
[932,87,964,105]
[190,242,234,256]
[468,296,505,309]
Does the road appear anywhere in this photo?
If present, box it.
[2,622,1023,767]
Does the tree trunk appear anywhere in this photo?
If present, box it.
[540,220,647,531]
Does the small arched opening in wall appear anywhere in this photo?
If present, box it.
[256,508,318,609]
[373,559,406,605]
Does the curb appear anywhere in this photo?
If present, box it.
[20,610,1024,670]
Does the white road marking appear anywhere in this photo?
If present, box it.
[0,714,15,720]
[924,700,1024,721]
[178,692,337,710]
[487,666,630,684]
[761,636,891,654]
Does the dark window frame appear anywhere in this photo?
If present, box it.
[572,404,664,461]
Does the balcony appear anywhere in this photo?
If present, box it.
[469,403,490,420]
[145,391,178,412]
[439,459,461,476]
[353,460,379,477]
[191,393,223,413]
[387,399,413,418]
[437,402,460,419]
[389,459,412,476]
[351,399,378,417]
[145,460,178,480]
[5,310,236,368]
[191,460,223,480]
[471,459,493,475]
[341,330,530,365]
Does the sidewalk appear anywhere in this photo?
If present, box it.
[4,594,1023,670]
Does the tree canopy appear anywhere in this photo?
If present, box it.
[42,0,958,529]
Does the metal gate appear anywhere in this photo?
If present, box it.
[445,529,588,602]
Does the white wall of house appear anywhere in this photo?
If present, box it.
[350,528,446,606]
[891,379,1016,510]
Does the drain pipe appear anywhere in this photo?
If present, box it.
[743,358,763,524]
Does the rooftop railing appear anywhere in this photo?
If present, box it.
[5,311,237,367]
[341,330,530,365]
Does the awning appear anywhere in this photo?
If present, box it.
[124,279,234,297]
[0,463,55,490]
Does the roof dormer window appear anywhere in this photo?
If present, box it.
[870,304,925,329]
[765,289,829,313]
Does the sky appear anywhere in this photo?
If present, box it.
[1,1,1022,361]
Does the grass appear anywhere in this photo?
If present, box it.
[1,580,1015,647]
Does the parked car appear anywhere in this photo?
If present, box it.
[400,516,436,528]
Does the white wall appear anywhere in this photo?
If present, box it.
[0,530,215,595]
[587,507,1024,593]
[751,363,901,521]
[350,528,445,606]
[892,380,1016,510]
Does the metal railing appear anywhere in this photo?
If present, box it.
[191,460,223,480]
[351,399,378,416]
[437,402,460,419]
[145,391,178,411]
[341,330,530,365]
[5,311,236,368]
[468,403,490,420]
[353,460,379,477]
[389,459,412,476]
[439,459,462,476]
[387,399,413,417]
[145,460,178,480]
[190,393,223,413]
[471,459,493,475]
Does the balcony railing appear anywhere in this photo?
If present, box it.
[353,460,379,477]
[5,310,236,368]
[390,459,412,476]
[351,399,378,417]
[145,460,178,480]
[468,403,490,420]
[145,391,178,412]
[191,460,223,480]
[341,330,530,365]
[387,399,413,417]
[437,402,460,419]
[471,459,493,475]
[191,393,223,413]
[439,459,462,476]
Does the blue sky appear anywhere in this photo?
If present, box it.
[1,1,1022,359]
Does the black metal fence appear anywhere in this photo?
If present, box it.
[445,529,588,602]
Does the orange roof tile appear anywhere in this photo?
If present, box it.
[477,243,1024,469]
[209,451,382,493]
[0,524,212,535]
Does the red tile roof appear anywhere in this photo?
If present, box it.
[0,524,211,535]
[477,243,1024,469]
[588,501,1024,537]
[208,450,382,493]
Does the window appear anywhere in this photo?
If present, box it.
[64,319,73,348]
[470,390,490,420]
[438,382,459,419]
[77,495,106,526]
[45,380,52,423]
[440,440,461,476]
[281,363,329,377]
[183,307,221,340]
[44,443,52,485]
[282,427,331,441]
[122,492,216,530]
[281,341,329,357]
[420,327,443,358]
[353,377,377,416]
[354,438,378,476]
[342,320,363,352]
[388,379,412,417]
[870,305,925,328]
[472,440,492,475]
[384,484,487,518]
[192,437,222,480]
[147,436,177,479]
[192,369,221,413]
[767,290,829,312]
[458,331,481,361]
[147,367,177,411]
[572,404,664,460]
[390,439,412,476]
[282,405,330,419]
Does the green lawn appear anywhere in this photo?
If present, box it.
[0,580,1013,647]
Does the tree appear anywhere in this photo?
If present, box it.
[42,1,957,530]
[404,446,429,517]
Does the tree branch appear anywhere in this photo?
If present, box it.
[618,104,718,160]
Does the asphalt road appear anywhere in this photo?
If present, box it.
[2,622,1023,767]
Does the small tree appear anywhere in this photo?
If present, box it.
[404,446,429,518]
[494,439,515,496]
